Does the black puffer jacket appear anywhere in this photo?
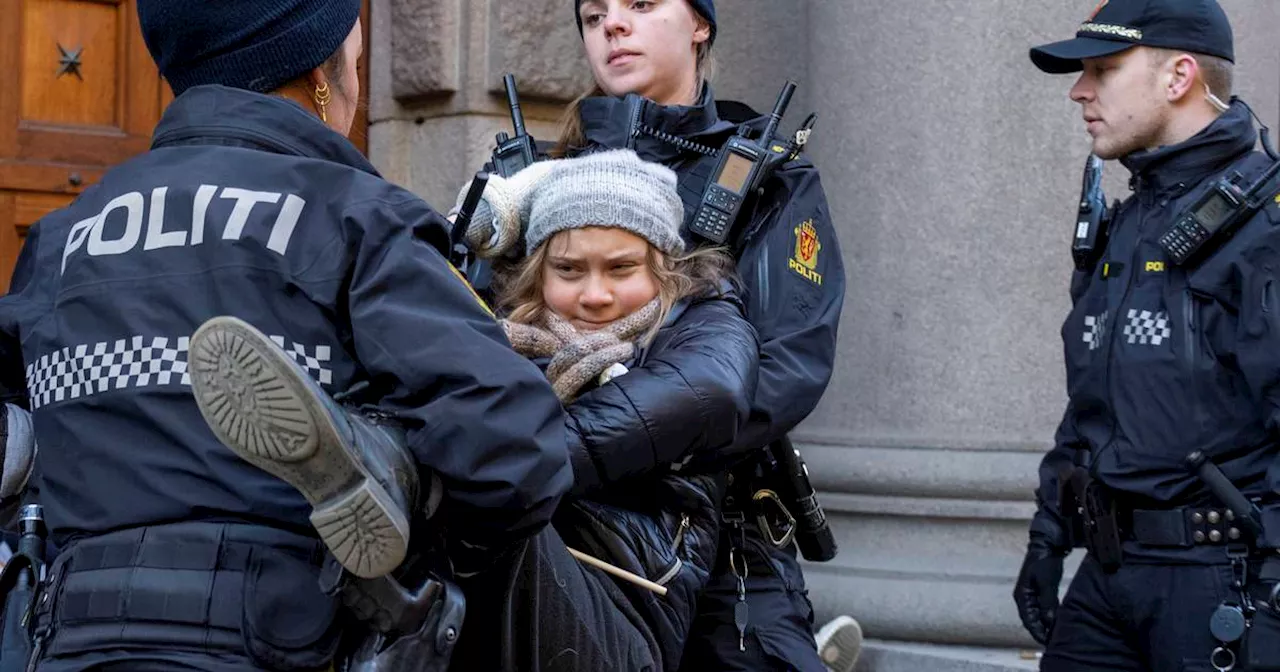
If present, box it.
[552,290,758,668]
[571,86,844,464]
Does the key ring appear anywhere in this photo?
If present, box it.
[729,547,749,583]
[1211,646,1236,672]
[752,489,797,549]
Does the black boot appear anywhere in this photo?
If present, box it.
[189,316,425,579]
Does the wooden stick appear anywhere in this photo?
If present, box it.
[566,546,668,597]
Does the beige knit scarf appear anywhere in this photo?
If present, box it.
[502,298,662,402]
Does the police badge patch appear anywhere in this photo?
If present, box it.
[789,219,823,285]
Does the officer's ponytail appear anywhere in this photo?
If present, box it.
[552,84,608,159]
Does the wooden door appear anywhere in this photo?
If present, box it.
[0,0,372,294]
[0,0,170,292]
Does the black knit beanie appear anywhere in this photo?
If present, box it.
[575,0,716,46]
[137,0,361,96]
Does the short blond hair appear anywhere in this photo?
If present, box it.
[1148,48,1233,100]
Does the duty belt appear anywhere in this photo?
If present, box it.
[1129,507,1252,547]
[32,522,327,658]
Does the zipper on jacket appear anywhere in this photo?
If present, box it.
[753,244,772,318]
[1181,283,1213,454]
[671,513,690,554]
[655,514,691,587]
[1093,195,1148,475]
[1182,288,1197,370]
[625,96,645,151]
[735,201,780,260]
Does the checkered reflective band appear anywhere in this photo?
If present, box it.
[1123,309,1171,346]
[1083,311,1109,351]
[25,334,333,409]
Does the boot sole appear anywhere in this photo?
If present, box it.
[189,316,408,579]
[816,615,863,672]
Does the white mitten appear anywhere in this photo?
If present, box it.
[452,161,559,259]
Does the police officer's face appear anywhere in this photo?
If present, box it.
[1070,48,1171,160]
[578,0,712,106]
[541,228,660,332]
[328,19,364,136]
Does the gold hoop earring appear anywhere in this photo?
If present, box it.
[313,81,332,123]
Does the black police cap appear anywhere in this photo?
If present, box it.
[1030,0,1233,74]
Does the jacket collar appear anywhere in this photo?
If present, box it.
[150,85,380,176]
[1120,100,1257,195]
[577,84,739,162]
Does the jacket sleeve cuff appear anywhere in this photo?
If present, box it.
[1029,509,1071,552]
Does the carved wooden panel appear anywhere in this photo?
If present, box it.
[0,0,165,291]
[20,0,124,128]
[3,0,163,169]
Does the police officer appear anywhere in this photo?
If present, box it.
[563,2,856,670]
[1018,1,1280,670]
[0,0,572,669]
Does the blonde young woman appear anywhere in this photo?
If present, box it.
[444,147,760,670]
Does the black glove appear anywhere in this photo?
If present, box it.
[1013,536,1066,645]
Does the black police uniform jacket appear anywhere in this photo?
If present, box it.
[567,85,844,465]
[553,289,758,669]
[0,85,573,572]
[1033,102,1280,559]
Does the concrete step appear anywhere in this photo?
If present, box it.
[855,640,1042,672]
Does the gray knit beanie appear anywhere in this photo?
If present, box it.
[525,150,686,256]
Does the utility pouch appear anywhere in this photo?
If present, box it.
[1082,480,1124,573]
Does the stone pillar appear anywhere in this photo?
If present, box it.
[366,0,594,211]
[366,0,1280,658]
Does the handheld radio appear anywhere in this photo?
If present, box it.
[491,74,537,178]
[1073,154,1113,272]
[1158,101,1280,267]
[449,171,490,270]
[1157,159,1280,266]
[466,74,540,289]
[689,80,799,244]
